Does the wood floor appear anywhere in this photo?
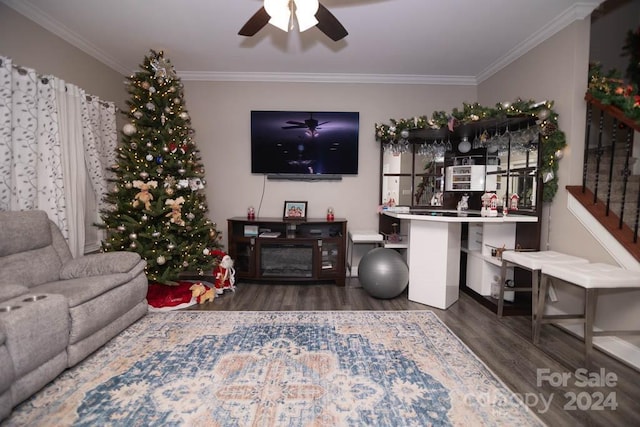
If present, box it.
[184,280,640,427]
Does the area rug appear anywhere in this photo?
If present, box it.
[4,311,543,426]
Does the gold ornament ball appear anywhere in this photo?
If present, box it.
[157,256,166,265]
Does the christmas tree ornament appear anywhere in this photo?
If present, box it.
[157,256,166,265]
[537,109,550,120]
[146,102,155,111]
[178,168,186,175]
[168,243,175,250]
[179,112,189,120]
[156,156,163,164]
[130,242,137,249]
[133,111,143,119]
[117,225,126,231]
[173,98,181,105]
[129,233,137,240]
[130,143,137,149]
[152,231,160,238]
[555,149,564,160]
[149,86,156,94]
[146,142,153,147]
[122,123,137,136]
[139,172,149,179]
[141,81,150,90]
[146,154,154,161]
[141,214,148,222]
[125,182,133,189]
[543,171,555,183]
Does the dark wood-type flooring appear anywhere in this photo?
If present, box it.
[184,280,640,426]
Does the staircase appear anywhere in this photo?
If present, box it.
[567,94,640,263]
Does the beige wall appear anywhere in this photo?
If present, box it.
[184,81,476,246]
[0,2,126,107]
[479,18,640,363]
[478,18,617,263]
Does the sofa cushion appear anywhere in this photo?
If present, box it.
[31,260,146,308]
[0,285,29,303]
[60,252,142,279]
[0,246,63,288]
[0,211,52,257]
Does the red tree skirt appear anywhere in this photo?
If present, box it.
[147,281,198,311]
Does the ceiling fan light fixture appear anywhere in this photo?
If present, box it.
[264,0,291,32]
[294,0,319,32]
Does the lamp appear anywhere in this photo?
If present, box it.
[264,0,291,32]
[295,0,319,32]
[264,0,319,33]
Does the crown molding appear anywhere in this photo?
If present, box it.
[4,0,601,86]
[1,0,130,75]
[476,1,602,83]
[177,71,477,85]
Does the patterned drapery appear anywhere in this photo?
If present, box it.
[0,56,116,257]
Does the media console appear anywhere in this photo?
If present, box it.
[227,217,347,286]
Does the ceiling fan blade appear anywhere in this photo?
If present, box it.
[286,120,306,125]
[282,125,307,129]
[238,7,270,36]
[315,4,348,41]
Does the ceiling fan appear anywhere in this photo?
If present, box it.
[282,113,329,137]
[239,0,348,42]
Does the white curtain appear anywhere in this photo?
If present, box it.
[0,56,116,257]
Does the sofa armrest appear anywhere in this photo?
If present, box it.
[0,284,29,303]
[60,252,142,279]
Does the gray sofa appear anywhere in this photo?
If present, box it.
[0,210,148,420]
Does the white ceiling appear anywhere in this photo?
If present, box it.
[3,0,604,84]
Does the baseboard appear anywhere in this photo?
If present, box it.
[557,324,640,371]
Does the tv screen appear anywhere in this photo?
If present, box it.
[251,111,359,176]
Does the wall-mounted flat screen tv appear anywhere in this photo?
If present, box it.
[251,111,359,178]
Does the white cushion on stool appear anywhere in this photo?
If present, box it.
[542,262,640,289]
[502,250,588,270]
[349,230,383,243]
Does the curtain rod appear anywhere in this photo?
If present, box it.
[0,57,117,110]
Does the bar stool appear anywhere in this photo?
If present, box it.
[498,251,589,330]
[536,262,640,365]
[346,230,383,285]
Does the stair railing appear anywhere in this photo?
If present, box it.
[582,94,639,243]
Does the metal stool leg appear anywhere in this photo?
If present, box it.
[534,274,550,345]
[584,288,598,367]
[497,259,508,317]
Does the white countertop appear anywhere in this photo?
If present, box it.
[383,209,538,223]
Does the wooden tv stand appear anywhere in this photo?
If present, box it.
[227,217,347,286]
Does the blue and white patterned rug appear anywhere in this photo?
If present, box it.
[4,311,543,426]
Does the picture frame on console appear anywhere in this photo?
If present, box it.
[283,201,307,220]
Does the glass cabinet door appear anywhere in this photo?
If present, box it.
[318,239,340,277]
[230,239,255,276]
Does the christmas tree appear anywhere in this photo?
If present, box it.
[100,50,222,284]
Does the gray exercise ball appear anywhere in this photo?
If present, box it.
[358,247,409,299]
